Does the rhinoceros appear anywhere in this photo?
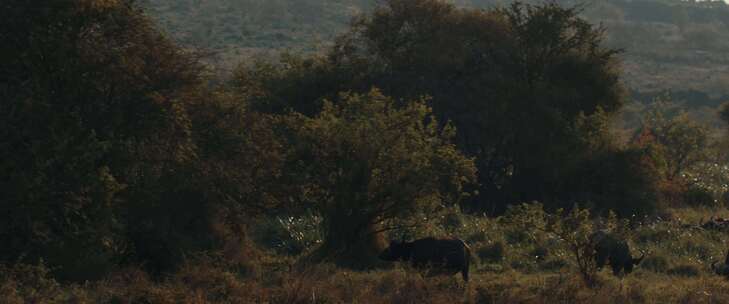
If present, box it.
[379,237,472,282]
[591,231,644,276]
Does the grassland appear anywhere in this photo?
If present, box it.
[6,205,729,303]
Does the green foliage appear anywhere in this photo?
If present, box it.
[549,206,599,285]
[254,212,324,255]
[683,162,729,207]
[640,98,710,181]
[667,263,701,277]
[238,0,636,214]
[567,147,661,215]
[0,0,287,280]
[0,0,205,281]
[0,263,62,303]
[8,0,729,293]
[683,185,717,208]
[477,242,506,263]
[283,88,476,267]
[144,0,729,99]
[641,254,670,273]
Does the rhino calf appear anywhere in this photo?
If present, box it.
[591,231,644,276]
[379,237,471,282]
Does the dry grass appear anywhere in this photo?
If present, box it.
[5,207,729,303]
[5,257,729,303]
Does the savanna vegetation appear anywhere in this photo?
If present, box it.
[142,0,729,135]
[142,0,729,97]
[4,0,729,303]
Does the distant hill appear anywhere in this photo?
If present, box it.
[142,0,729,104]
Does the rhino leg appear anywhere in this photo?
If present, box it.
[611,262,623,276]
[595,250,608,270]
[462,255,469,282]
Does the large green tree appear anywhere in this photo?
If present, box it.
[0,0,203,280]
[285,89,475,268]
[236,0,633,213]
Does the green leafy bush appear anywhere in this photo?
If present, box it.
[683,185,717,208]
[254,212,323,255]
[478,242,506,264]
[667,264,701,277]
[641,255,670,273]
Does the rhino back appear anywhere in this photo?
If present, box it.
[410,238,467,270]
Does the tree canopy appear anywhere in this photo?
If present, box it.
[1,0,208,280]
[283,89,476,267]
[236,0,642,214]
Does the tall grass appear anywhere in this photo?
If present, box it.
[5,205,729,303]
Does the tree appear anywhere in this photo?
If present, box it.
[0,0,202,281]
[639,99,709,181]
[236,0,629,214]
[284,89,476,268]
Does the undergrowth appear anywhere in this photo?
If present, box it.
[5,204,729,303]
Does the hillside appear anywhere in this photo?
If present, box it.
[142,0,729,104]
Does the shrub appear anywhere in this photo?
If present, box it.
[641,255,670,273]
[467,231,488,244]
[530,246,549,262]
[684,185,717,207]
[442,209,465,231]
[253,212,323,255]
[478,242,506,263]
[0,263,62,303]
[667,264,700,277]
[549,206,600,286]
[635,225,674,244]
[539,257,570,271]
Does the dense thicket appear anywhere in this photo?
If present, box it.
[0,0,285,281]
[144,0,729,99]
[1,0,719,280]
[1,0,203,281]
[236,0,658,215]
[284,89,476,267]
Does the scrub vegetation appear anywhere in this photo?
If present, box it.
[4,0,729,303]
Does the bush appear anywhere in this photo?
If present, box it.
[641,255,670,273]
[667,264,700,277]
[549,206,600,286]
[530,246,549,262]
[253,212,323,255]
[684,185,717,207]
[565,148,661,216]
[442,209,465,231]
[539,257,570,271]
[467,231,488,244]
[477,242,506,263]
[0,263,62,303]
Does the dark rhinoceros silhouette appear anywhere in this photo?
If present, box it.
[591,231,644,276]
[379,237,471,282]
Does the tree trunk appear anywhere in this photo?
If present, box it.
[306,210,387,269]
